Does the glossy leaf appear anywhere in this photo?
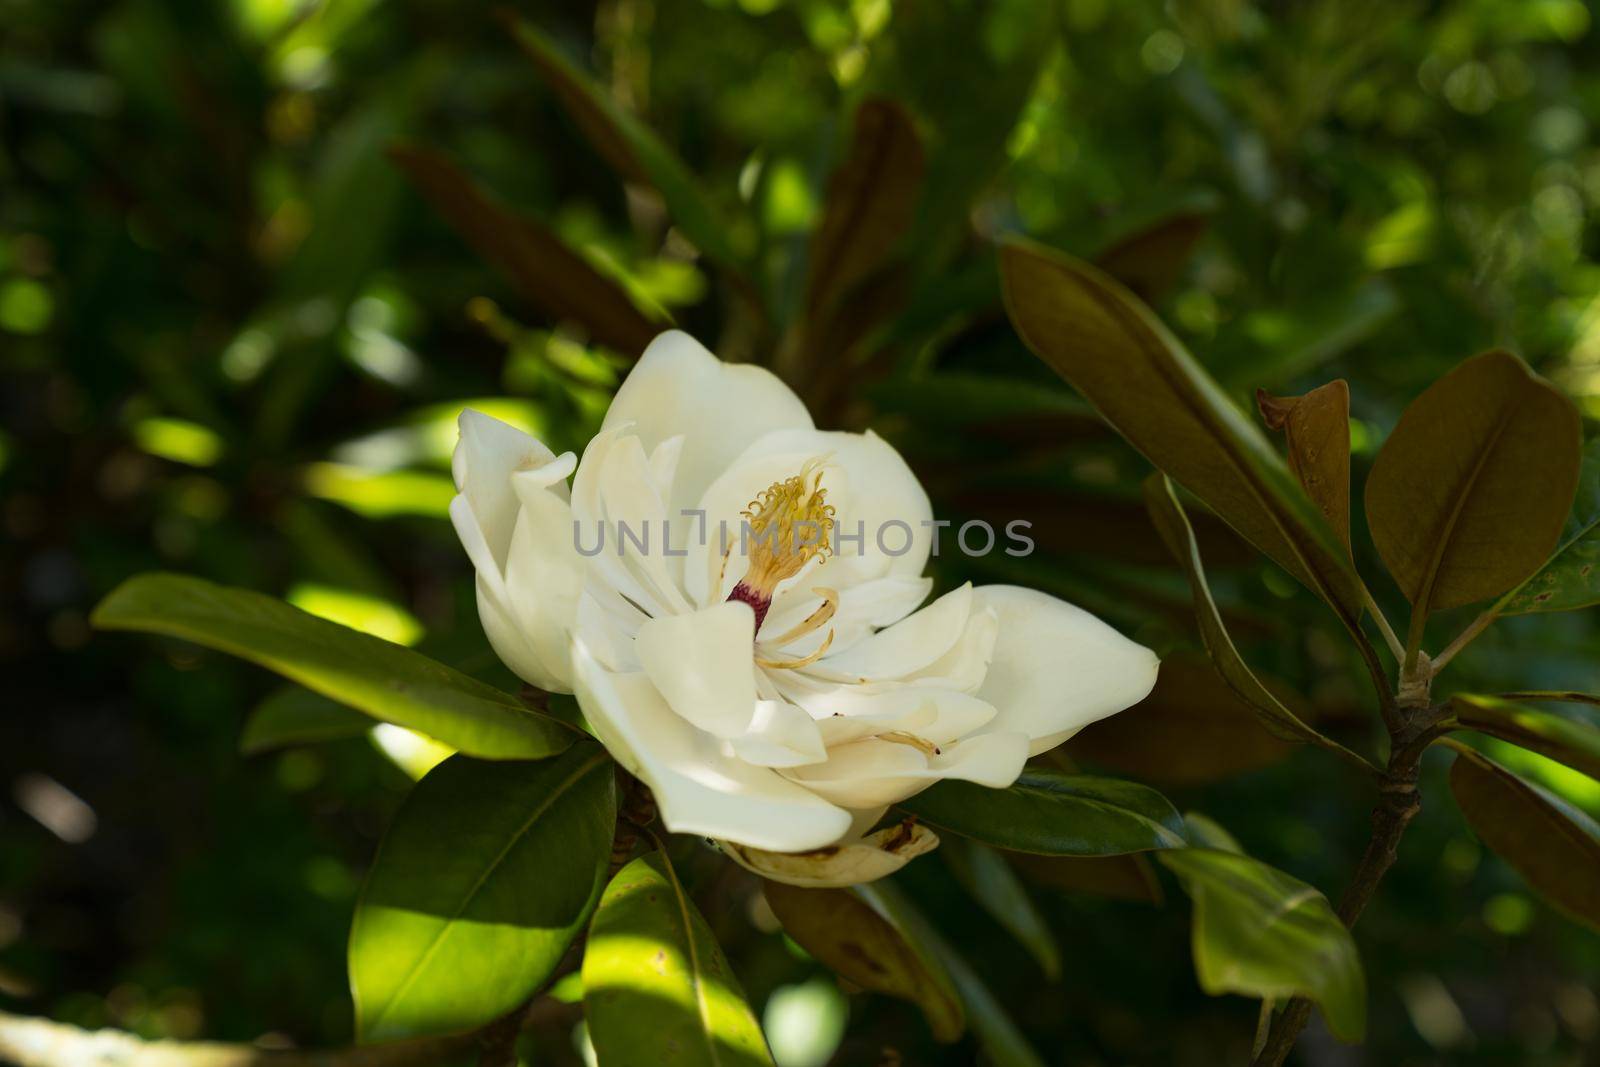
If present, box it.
[1144,475,1345,750]
[1451,694,1600,780]
[804,98,924,325]
[1158,848,1366,1042]
[1449,745,1600,931]
[505,17,747,271]
[940,837,1061,980]
[351,744,615,1040]
[1365,350,1581,614]
[1069,653,1300,785]
[898,770,1186,856]
[1256,381,1352,552]
[240,686,371,755]
[585,852,773,1065]
[1000,239,1363,620]
[93,573,575,760]
[1093,211,1209,304]
[858,880,1044,1067]
[389,146,661,356]
[763,880,963,1042]
[1500,436,1600,615]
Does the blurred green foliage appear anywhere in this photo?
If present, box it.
[4,0,1600,1063]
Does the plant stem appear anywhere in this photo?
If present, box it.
[1429,607,1497,673]
[1361,588,1405,663]
[1249,724,1430,1066]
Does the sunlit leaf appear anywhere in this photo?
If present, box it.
[94,573,575,760]
[940,836,1061,979]
[351,744,615,1039]
[1499,436,1600,615]
[1451,695,1600,780]
[1365,351,1581,616]
[302,462,456,519]
[1158,848,1366,1042]
[763,880,963,1042]
[1256,381,1352,552]
[898,770,1186,856]
[505,17,749,271]
[1144,475,1354,753]
[1000,239,1363,621]
[585,851,773,1066]
[1448,744,1600,932]
[240,686,372,755]
[389,146,662,356]
[1068,653,1300,785]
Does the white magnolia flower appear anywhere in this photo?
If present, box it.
[451,331,1158,886]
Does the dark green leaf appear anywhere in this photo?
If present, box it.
[93,573,575,760]
[505,17,748,272]
[1365,351,1581,616]
[763,880,963,1042]
[1158,848,1367,1042]
[585,852,773,1066]
[1000,239,1363,621]
[389,146,662,356]
[898,770,1187,856]
[1451,694,1600,780]
[1500,437,1600,615]
[351,744,615,1040]
[1448,744,1600,932]
[940,837,1061,980]
[240,686,372,755]
[1009,853,1165,904]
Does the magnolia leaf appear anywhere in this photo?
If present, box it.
[1365,350,1581,616]
[1158,848,1367,1042]
[1144,475,1350,752]
[999,239,1363,621]
[94,574,575,760]
[389,146,661,356]
[1068,653,1300,785]
[1009,853,1165,904]
[585,852,773,1066]
[763,880,963,1042]
[240,686,372,755]
[504,16,747,271]
[1256,381,1352,552]
[351,745,615,1040]
[1093,211,1209,304]
[858,880,1045,1067]
[940,837,1061,979]
[898,770,1186,856]
[1451,694,1600,780]
[1448,744,1600,932]
[805,98,924,325]
[1500,436,1600,615]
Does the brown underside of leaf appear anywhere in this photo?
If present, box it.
[1093,211,1209,305]
[1256,381,1352,553]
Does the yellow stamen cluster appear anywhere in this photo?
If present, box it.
[738,459,835,596]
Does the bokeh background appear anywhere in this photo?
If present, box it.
[4,0,1600,1063]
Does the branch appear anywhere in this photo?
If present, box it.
[0,1011,482,1067]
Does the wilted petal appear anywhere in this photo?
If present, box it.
[720,819,940,888]
[973,585,1159,754]
[573,640,851,852]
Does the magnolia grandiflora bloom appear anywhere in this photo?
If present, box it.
[451,331,1158,886]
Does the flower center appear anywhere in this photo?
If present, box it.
[727,459,835,633]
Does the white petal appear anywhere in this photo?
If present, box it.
[760,576,932,659]
[803,688,997,747]
[635,602,759,738]
[972,585,1160,755]
[806,584,974,682]
[722,819,940,888]
[602,331,813,520]
[499,475,582,692]
[572,640,850,851]
[473,573,563,692]
[452,410,559,572]
[784,730,1029,809]
[729,700,828,768]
